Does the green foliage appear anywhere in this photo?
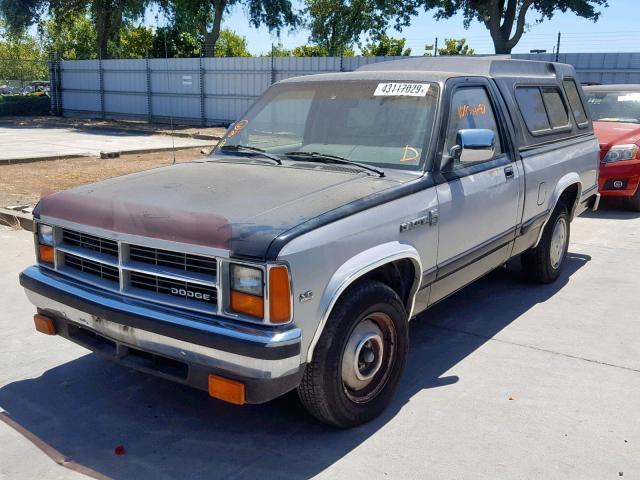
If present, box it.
[215,28,250,57]
[162,0,297,56]
[391,0,608,53]
[149,27,249,58]
[0,21,48,81]
[361,35,411,56]
[109,23,152,58]
[0,0,149,58]
[304,0,396,56]
[0,94,51,116]
[436,37,474,56]
[38,14,97,59]
[268,43,353,57]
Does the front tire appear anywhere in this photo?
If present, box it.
[522,206,570,284]
[297,281,409,428]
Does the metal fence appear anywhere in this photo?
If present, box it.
[54,52,640,126]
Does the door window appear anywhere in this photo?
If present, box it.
[443,87,503,169]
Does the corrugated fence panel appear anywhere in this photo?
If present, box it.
[60,60,101,115]
[204,57,271,122]
[60,53,640,124]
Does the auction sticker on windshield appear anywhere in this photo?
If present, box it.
[374,83,429,97]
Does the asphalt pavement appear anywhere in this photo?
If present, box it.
[0,204,638,480]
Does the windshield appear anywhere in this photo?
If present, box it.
[585,91,640,124]
[215,80,439,170]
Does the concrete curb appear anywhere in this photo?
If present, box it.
[0,143,216,165]
[0,208,33,231]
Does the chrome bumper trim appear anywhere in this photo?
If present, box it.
[21,266,302,379]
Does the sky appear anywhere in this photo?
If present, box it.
[199,0,640,56]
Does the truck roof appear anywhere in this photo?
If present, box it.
[279,56,576,85]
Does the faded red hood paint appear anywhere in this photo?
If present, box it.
[35,160,403,260]
[593,121,640,152]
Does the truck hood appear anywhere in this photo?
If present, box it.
[35,160,406,260]
[593,121,640,152]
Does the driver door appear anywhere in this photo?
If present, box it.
[430,80,523,304]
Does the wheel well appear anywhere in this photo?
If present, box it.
[558,183,580,218]
[356,259,417,312]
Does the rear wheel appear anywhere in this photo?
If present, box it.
[522,206,570,284]
[297,281,408,428]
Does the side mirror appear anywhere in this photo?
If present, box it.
[449,129,496,165]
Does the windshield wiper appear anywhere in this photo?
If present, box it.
[218,145,282,164]
[285,151,385,177]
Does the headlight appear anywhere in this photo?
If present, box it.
[603,144,638,163]
[229,264,264,319]
[37,224,54,245]
[230,264,263,296]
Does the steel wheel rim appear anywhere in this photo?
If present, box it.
[341,312,396,404]
[550,216,567,269]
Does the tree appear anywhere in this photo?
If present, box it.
[0,21,48,85]
[149,27,249,58]
[0,0,148,58]
[215,28,250,57]
[151,27,201,58]
[38,13,97,59]
[390,0,608,54]
[110,23,152,58]
[361,35,411,56]
[163,0,297,57]
[436,37,474,56]
[304,0,397,56]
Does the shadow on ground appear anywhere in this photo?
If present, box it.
[582,198,640,220]
[0,253,590,479]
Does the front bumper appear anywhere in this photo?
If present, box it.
[598,160,640,197]
[20,266,304,404]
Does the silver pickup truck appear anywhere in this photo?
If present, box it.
[20,57,600,428]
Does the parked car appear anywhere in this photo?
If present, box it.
[20,57,600,428]
[584,85,640,211]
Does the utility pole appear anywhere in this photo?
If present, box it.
[555,32,561,62]
[434,37,438,56]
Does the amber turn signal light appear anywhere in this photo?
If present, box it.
[38,244,54,264]
[269,266,291,323]
[33,314,56,335]
[230,290,264,318]
[208,374,245,405]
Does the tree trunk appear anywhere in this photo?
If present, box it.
[492,33,512,54]
[203,0,225,57]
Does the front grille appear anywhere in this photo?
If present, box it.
[64,253,120,283]
[130,272,217,306]
[63,229,118,257]
[51,227,219,315]
[129,245,217,276]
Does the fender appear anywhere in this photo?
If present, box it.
[534,172,582,248]
[306,242,422,362]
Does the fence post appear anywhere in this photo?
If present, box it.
[199,53,206,127]
[98,55,105,119]
[48,52,61,116]
[271,44,276,84]
[145,56,152,123]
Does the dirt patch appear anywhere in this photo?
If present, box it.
[0,147,212,207]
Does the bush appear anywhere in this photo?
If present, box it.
[0,94,51,116]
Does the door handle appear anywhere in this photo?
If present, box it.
[504,166,515,179]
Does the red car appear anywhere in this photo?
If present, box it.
[584,85,640,211]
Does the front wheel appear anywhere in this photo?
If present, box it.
[522,206,570,284]
[297,281,409,428]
